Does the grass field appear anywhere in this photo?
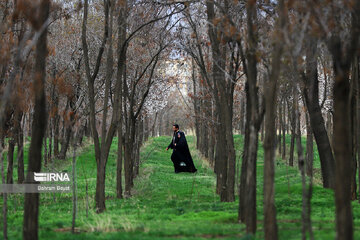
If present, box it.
[1,135,360,239]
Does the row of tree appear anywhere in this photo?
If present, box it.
[1,0,188,239]
[180,0,360,239]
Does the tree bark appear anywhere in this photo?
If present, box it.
[303,38,335,189]
[6,138,15,184]
[206,0,235,203]
[239,0,264,234]
[329,17,359,239]
[116,0,126,199]
[350,58,358,200]
[23,1,50,239]
[305,111,314,177]
[17,113,24,183]
[263,1,286,237]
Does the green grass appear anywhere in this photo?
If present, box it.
[1,135,360,239]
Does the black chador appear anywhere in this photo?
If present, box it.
[167,130,197,173]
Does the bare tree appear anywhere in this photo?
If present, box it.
[23,1,50,239]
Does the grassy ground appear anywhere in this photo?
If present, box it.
[1,135,360,239]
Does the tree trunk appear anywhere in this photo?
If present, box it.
[95,158,106,212]
[53,114,60,157]
[282,100,286,160]
[17,115,25,183]
[263,2,286,236]
[117,124,123,199]
[208,101,215,166]
[350,59,358,200]
[58,122,72,159]
[294,87,312,240]
[305,111,314,177]
[23,1,50,239]
[278,104,282,155]
[303,38,335,189]
[239,2,264,234]
[289,97,296,167]
[6,138,15,184]
[1,148,8,240]
[116,0,126,199]
[192,61,200,150]
[331,40,355,240]
[355,56,360,204]
[263,70,279,240]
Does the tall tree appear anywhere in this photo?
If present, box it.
[23,0,50,239]
[311,1,360,238]
[239,0,264,234]
[263,0,287,238]
[302,36,335,189]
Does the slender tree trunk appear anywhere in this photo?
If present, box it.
[263,74,279,240]
[53,114,60,157]
[117,124,123,199]
[355,56,360,203]
[6,138,15,184]
[350,60,358,200]
[225,95,236,202]
[263,2,286,236]
[239,100,250,223]
[17,115,24,183]
[124,115,136,197]
[116,0,126,199]
[282,100,286,160]
[208,101,215,165]
[71,145,77,234]
[278,104,282,155]
[289,98,296,167]
[294,88,309,240]
[1,149,8,240]
[239,2,264,234]
[58,113,73,160]
[305,111,314,177]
